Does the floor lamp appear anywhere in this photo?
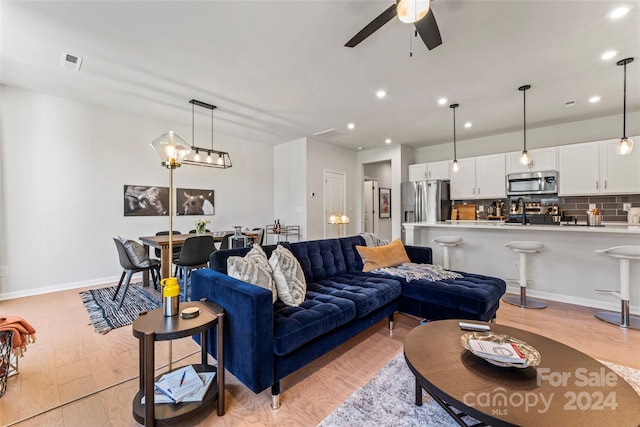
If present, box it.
[328,214,350,238]
[150,131,191,371]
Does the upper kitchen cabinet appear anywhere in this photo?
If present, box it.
[506,147,557,174]
[408,160,451,181]
[558,138,640,196]
[450,154,506,200]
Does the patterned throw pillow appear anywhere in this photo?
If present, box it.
[227,255,277,303]
[269,245,306,307]
[117,236,150,267]
[245,244,271,271]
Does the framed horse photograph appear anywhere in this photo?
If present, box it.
[177,188,215,216]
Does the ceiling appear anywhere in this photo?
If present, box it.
[2,1,639,151]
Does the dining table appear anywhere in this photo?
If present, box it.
[138,231,259,283]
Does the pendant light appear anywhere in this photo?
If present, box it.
[182,99,232,168]
[616,57,634,155]
[397,0,430,24]
[450,103,460,172]
[518,85,531,165]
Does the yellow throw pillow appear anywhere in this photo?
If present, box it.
[356,239,410,272]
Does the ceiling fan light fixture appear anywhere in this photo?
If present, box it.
[397,0,430,24]
[616,57,634,156]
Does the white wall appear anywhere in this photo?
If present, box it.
[273,138,307,243]
[0,86,274,299]
[413,111,640,163]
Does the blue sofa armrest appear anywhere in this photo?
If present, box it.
[190,268,275,394]
[404,245,433,264]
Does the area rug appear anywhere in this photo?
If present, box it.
[317,352,640,427]
[80,283,161,334]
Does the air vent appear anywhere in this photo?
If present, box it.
[564,100,576,108]
[313,128,344,138]
[60,52,83,71]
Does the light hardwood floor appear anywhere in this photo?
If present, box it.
[1,284,638,426]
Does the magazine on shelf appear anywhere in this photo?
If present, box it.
[142,371,216,405]
[467,339,526,364]
[141,365,211,404]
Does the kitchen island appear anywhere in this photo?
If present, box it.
[403,221,640,315]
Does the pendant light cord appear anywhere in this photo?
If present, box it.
[623,60,627,138]
[523,88,527,152]
[453,107,457,160]
[191,101,195,147]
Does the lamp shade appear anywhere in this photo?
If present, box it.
[397,0,430,23]
[150,131,192,168]
[328,214,350,225]
[616,137,634,155]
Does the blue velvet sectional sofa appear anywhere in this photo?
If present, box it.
[190,235,505,408]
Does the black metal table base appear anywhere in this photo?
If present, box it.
[415,377,487,427]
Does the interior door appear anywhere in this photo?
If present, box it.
[324,170,346,238]
[363,179,378,233]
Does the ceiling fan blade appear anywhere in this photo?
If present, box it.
[414,8,442,50]
[345,4,397,48]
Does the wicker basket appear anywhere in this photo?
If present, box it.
[0,331,12,397]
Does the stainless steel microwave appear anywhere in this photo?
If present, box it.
[506,171,558,196]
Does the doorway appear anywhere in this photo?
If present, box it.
[324,170,346,238]
[363,178,379,234]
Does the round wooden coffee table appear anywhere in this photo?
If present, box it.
[404,319,640,426]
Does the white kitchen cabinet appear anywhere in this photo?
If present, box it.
[506,147,557,174]
[408,160,451,181]
[408,163,428,182]
[559,138,640,196]
[427,160,451,180]
[558,142,600,196]
[600,137,640,194]
[450,158,476,199]
[475,154,507,198]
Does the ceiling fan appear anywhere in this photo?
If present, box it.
[345,0,442,50]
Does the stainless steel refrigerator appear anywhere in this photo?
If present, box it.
[401,180,451,224]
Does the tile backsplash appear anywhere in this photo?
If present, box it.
[460,194,640,222]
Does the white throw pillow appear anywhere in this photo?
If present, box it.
[269,245,306,307]
[245,244,271,271]
[227,256,277,303]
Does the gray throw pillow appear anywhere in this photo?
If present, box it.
[227,256,277,303]
[117,236,150,267]
[269,245,306,307]
[245,244,271,271]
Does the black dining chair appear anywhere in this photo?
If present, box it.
[251,228,265,246]
[155,230,182,276]
[112,238,161,309]
[173,235,216,301]
[189,229,211,234]
[218,233,236,250]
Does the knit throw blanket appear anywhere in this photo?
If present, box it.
[371,262,464,282]
[359,232,390,247]
[0,315,37,357]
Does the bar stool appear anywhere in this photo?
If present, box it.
[594,246,640,329]
[432,237,463,270]
[503,241,547,309]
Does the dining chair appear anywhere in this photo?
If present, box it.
[219,232,236,250]
[155,230,182,276]
[173,235,216,301]
[112,238,161,309]
[251,228,265,246]
[189,229,211,234]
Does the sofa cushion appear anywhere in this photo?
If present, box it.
[227,255,277,303]
[273,293,356,356]
[270,245,306,306]
[307,273,401,318]
[288,239,347,283]
[356,239,410,272]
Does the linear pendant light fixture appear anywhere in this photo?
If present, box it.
[518,85,531,165]
[182,99,232,168]
[450,103,460,172]
[616,57,634,155]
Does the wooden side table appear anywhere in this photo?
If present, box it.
[131,300,225,427]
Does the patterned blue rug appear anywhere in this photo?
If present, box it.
[80,283,160,334]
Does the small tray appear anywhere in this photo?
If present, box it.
[460,332,541,368]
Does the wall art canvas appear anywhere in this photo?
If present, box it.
[379,188,391,219]
[177,188,215,215]
[124,185,169,216]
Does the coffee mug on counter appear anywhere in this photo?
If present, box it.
[628,208,640,224]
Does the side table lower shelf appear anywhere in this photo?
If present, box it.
[132,364,218,425]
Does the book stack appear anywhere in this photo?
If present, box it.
[467,339,527,366]
[141,365,216,404]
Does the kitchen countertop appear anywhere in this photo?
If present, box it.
[402,220,640,234]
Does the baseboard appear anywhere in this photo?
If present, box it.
[504,284,639,315]
[0,274,140,301]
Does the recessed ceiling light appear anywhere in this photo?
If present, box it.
[357,146,363,151]
[385,138,392,144]
[609,6,631,19]
[601,50,617,60]
[589,96,601,103]
[438,97,447,105]
[464,122,472,128]
[376,89,387,98]
[347,123,355,130]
